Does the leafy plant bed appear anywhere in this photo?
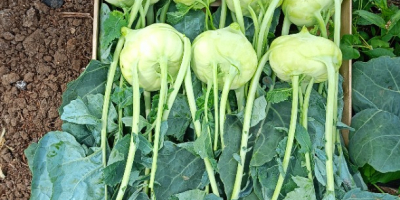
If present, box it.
[23,0,400,200]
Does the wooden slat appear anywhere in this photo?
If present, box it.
[92,0,100,60]
[340,0,352,146]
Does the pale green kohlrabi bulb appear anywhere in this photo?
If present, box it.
[268,27,342,83]
[282,0,333,27]
[105,0,135,8]
[191,23,257,89]
[119,24,184,91]
[174,0,216,10]
[105,0,160,9]
[226,0,282,17]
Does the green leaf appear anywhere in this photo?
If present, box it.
[61,122,96,147]
[361,164,400,184]
[352,57,400,116]
[59,60,109,114]
[24,142,38,172]
[46,141,103,199]
[121,115,150,132]
[250,123,285,167]
[354,10,386,28]
[61,98,100,125]
[217,115,242,199]
[169,8,205,41]
[294,124,312,154]
[98,3,127,63]
[266,88,292,104]
[154,141,206,199]
[194,120,213,159]
[343,188,398,200]
[111,86,133,109]
[363,48,396,58]
[86,93,118,133]
[350,108,400,172]
[170,189,206,200]
[236,96,268,127]
[104,135,130,186]
[283,176,316,200]
[340,34,361,60]
[165,94,192,141]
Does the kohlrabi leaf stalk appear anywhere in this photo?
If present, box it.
[191,23,258,149]
[267,27,342,200]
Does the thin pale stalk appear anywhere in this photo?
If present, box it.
[281,16,291,36]
[235,86,245,112]
[212,63,220,151]
[256,0,281,58]
[248,6,260,48]
[184,69,220,196]
[128,0,143,27]
[146,5,155,25]
[143,91,152,194]
[232,0,245,33]
[219,0,227,28]
[271,75,300,200]
[160,0,171,23]
[301,78,315,181]
[231,52,270,200]
[149,58,169,191]
[115,62,141,200]
[219,68,237,148]
[315,13,328,38]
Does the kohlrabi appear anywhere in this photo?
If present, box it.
[281,0,334,37]
[268,27,342,200]
[191,23,258,149]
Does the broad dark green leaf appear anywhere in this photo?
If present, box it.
[154,141,205,199]
[104,135,130,186]
[354,10,386,28]
[236,96,267,127]
[363,48,396,58]
[170,189,206,199]
[283,176,316,200]
[98,3,127,63]
[165,94,192,141]
[217,115,242,199]
[61,122,96,147]
[59,60,109,114]
[294,124,312,154]
[29,132,76,200]
[266,88,292,104]
[46,137,103,199]
[340,34,361,60]
[343,188,398,200]
[24,142,38,172]
[61,98,100,125]
[350,108,400,172]
[361,164,400,184]
[167,4,205,41]
[194,120,213,159]
[250,123,284,167]
[352,57,400,116]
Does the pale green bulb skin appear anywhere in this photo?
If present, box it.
[174,0,215,10]
[105,0,135,8]
[192,23,257,89]
[269,27,342,83]
[120,24,184,91]
[282,0,333,26]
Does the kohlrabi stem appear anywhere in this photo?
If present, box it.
[149,57,169,191]
[271,75,300,200]
[232,0,245,33]
[100,36,125,200]
[205,82,212,123]
[128,0,143,27]
[212,63,220,151]
[332,72,339,154]
[195,0,217,30]
[301,78,315,181]
[160,0,171,23]
[248,6,260,48]
[235,86,245,112]
[184,69,220,197]
[298,84,304,108]
[324,62,337,197]
[161,37,191,119]
[146,5,155,25]
[219,67,238,148]
[135,5,146,29]
[143,91,152,195]
[219,0,227,28]
[115,62,141,200]
[256,0,281,58]
[315,13,328,38]
[334,0,341,47]
[231,52,270,200]
[318,82,324,95]
[281,16,291,36]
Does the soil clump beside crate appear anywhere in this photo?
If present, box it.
[0,0,93,199]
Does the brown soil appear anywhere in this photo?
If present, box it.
[0,0,93,199]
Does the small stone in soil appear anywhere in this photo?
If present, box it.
[42,0,64,8]
[15,81,27,90]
